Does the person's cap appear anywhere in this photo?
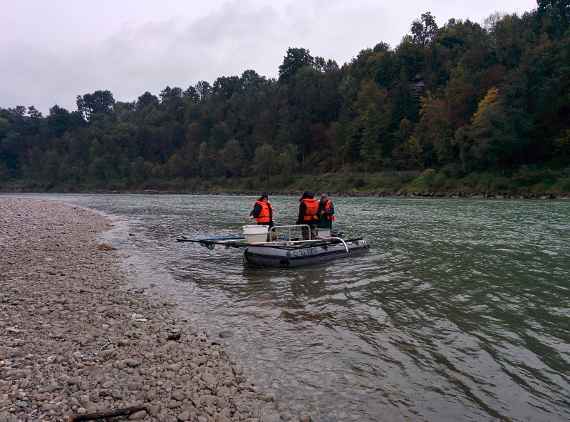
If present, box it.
[261,192,269,198]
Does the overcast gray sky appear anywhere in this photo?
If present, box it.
[0,0,537,113]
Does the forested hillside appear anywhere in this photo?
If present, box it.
[1,1,569,194]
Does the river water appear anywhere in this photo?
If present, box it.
[13,194,570,421]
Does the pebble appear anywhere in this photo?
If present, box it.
[167,400,181,409]
[148,404,161,415]
[167,331,182,341]
[128,409,148,420]
[171,390,185,401]
[124,358,142,368]
[177,410,191,421]
[219,330,234,339]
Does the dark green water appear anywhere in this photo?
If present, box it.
[13,194,570,421]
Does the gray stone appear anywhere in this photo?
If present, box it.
[177,410,191,421]
[171,389,185,401]
[216,414,231,422]
[99,349,116,361]
[0,412,19,422]
[167,400,181,409]
[200,394,218,409]
[258,393,274,402]
[6,369,29,379]
[202,374,217,389]
[167,331,182,341]
[128,409,148,420]
[148,404,161,416]
[44,383,60,392]
[263,413,282,422]
[79,394,90,405]
[124,358,142,368]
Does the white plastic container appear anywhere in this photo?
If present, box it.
[242,225,269,243]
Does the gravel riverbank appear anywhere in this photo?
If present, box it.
[0,198,276,422]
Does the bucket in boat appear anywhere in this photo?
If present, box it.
[242,225,268,243]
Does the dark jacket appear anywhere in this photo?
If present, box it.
[317,198,335,228]
[296,201,308,225]
[250,203,263,218]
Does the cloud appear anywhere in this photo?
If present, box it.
[1,1,289,112]
[0,0,537,113]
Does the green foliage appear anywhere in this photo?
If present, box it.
[0,161,9,182]
[221,139,245,177]
[411,12,439,47]
[278,48,315,82]
[0,7,569,194]
[537,0,570,37]
[252,144,278,179]
[416,94,454,166]
[554,129,570,164]
[556,176,570,192]
[406,169,437,192]
[76,90,115,121]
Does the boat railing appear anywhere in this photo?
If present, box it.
[269,224,313,242]
[328,237,350,255]
[178,225,352,255]
[268,225,349,254]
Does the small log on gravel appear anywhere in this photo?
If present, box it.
[67,405,147,421]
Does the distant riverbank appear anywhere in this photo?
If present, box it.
[2,169,570,199]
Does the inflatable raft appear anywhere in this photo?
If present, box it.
[243,238,369,268]
[177,224,369,268]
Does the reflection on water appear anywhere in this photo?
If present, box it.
[15,194,570,421]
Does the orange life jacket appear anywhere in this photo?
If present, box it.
[255,200,272,224]
[322,199,336,221]
[301,198,319,222]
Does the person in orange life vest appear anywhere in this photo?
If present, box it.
[296,191,319,239]
[317,193,335,231]
[249,193,274,226]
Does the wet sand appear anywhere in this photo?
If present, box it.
[0,198,277,422]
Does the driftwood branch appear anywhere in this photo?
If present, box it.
[68,405,147,421]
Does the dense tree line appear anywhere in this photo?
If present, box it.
[1,1,569,190]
